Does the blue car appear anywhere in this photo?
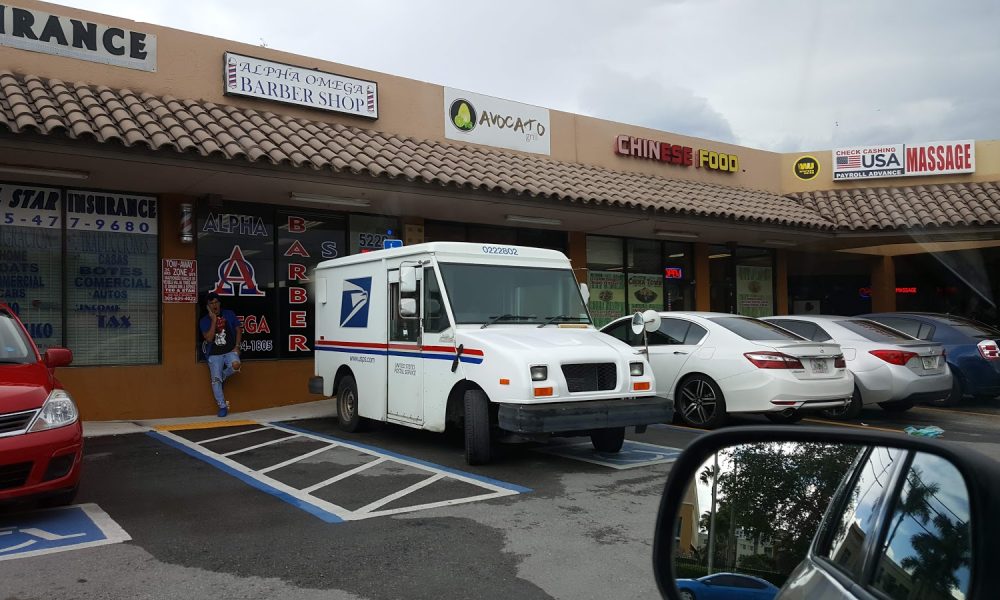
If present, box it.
[675,573,779,600]
[861,312,1000,404]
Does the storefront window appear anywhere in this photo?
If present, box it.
[663,242,694,311]
[197,202,277,359]
[277,211,346,358]
[0,184,63,353]
[627,239,662,313]
[65,190,159,365]
[587,236,626,328]
[735,247,775,317]
[350,214,400,253]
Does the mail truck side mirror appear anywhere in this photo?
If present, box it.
[400,265,418,294]
[579,282,590,304]
[400,298,417,318]
[651,426,1000,599]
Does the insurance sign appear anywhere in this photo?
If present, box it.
[832,140,975,181]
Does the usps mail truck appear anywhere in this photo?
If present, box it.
[309,242,672,464]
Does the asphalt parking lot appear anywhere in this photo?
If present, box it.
[1,401,997,600]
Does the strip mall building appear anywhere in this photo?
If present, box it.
[2,1,998,420]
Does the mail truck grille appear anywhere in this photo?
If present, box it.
[0,409,37,436]
[561,363,617,392]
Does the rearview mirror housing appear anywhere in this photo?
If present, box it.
[400,265,418,294]
[44,347,73,368]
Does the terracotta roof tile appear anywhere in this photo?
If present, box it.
[21,70,988,231]
[792,181,1000,230]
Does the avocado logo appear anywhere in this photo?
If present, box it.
[449,99,477,132]
[794,155,820,181]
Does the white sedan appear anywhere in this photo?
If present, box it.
[763,315,951,418]
[600,312,854,428]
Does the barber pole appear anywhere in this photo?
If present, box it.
[367,85,376,114]
[180,203,194,243]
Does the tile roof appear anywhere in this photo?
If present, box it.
[791,183,1000,231]
[0,71,833,230]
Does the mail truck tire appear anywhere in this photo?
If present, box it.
[464,389,491,465]
[337,376,363,432]
[590,427,625,453]
[821,386,863,420]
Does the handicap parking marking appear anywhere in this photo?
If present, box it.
[0,503,131,561]
[148,422,531,523]
[536,440,683,470]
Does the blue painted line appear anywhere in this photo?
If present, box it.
[146,431,345,524]
[274,423,532,494]
[315,346,483,364]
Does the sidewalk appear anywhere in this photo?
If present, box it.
[81,398,338,438]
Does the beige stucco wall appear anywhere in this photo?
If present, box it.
[4,0,783,192]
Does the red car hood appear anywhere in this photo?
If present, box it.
[0,363,52,413]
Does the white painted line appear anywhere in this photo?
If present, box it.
[258,443,339,474]
[355,473,446,515]
[364,491,511,519]
[221,434,301,457]
[300,457,387,494]
[199,426,269,444]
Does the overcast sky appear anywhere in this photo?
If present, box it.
[55,0,1000,152]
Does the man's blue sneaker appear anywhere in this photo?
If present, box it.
[217,407,228,417]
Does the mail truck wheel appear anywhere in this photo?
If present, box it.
[464,388,491,465]
[337,376,363,432]
[590,427,625,453]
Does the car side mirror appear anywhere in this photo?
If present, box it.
[653,426,998,599]
[579,282,590,304]
[44,347,73,368]
[400,298,417,318]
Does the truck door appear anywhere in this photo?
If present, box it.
[387,268,424,424]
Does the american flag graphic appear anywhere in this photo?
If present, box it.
[836,155,862,169]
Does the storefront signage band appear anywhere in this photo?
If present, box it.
[444,88,551,156]
[832,140,975,181]
[224,52,379,119]
[614,135,739,173]
[0,5,156,71]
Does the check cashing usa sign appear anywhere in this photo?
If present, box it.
[832,140,975,181]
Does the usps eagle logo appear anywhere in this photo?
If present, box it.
[340,277,372,328]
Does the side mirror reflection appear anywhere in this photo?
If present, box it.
[658,436,975,600]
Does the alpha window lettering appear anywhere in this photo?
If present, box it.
[0,6,155,71]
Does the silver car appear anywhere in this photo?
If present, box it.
[764,316,951,418]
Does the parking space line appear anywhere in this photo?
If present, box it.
[803,418,903,433]
[258,444,340,474]
[221,434,301,457]
[301,457,388,494]
[149,423,532,523]
[915,406,1000,420]
[200,426,270,444]
[356,473,446,515]
[154,420,257,432]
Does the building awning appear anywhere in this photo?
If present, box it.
[791,182,1000,231]
[0,71,833,230]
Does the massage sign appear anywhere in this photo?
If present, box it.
[832,140,975,181]
[613,135,740,173]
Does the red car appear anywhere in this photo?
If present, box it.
[0,303,82,507]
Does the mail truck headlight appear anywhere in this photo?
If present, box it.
[530,366,548,381]
[29,389,79,432]
[630,362,644,377]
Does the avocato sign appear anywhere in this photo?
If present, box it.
[444,88,550,155]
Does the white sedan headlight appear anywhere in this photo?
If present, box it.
[28,389,79,432]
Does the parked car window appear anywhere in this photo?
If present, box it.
[838,319,916,343]
[0,311,34,363]
[937,315,1000,339]
[710,317,804,341]
[684,323,708,345]
[917,323,936,340]
[822,447,904,578]
[869,316,922,338]
[656,318,691,345]
[602,320,639,346]
[768,318,831,341]
[871,453,971,600]
[713,574,766,589]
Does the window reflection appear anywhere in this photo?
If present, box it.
[873,453,971,600]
